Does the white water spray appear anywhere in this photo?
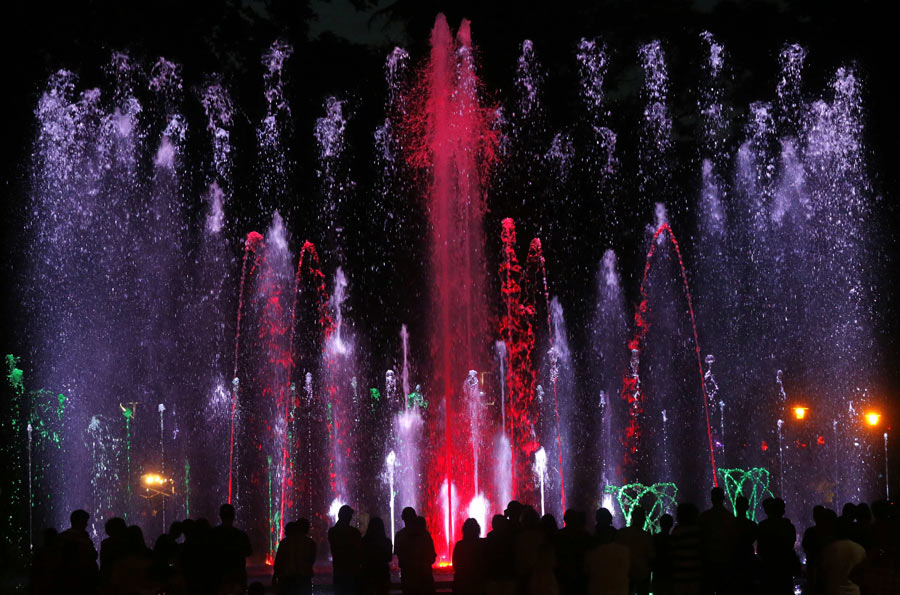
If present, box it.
[386,450,396,545]
[534,447,548,516]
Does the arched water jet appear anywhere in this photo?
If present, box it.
[621,221,718,488]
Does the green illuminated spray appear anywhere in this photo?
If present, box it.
[407,385,428,409]
[6,354,25,398]
[267,455,278,562]
[120,402,136,515]
[604,482,678,532]
[3,355,26,553]
[184,459,191,518]
[717,467,773,522]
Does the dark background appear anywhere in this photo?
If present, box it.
[1,0,898,504]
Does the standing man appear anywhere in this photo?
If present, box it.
[394,507,436,595]
[211,503,253,593]
[58,509,99,595]
[329,504,363,594]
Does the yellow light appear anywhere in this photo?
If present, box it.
[865,412,881,427]
[793,406,808,420]
[142,473,167,486]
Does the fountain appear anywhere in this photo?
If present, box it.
[4,12,886,566]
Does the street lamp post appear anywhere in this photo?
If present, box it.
[884,431,890,502]
[863,410,888,502]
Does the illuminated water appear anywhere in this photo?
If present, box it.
[6,15,884,562]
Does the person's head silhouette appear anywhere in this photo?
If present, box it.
[366,516,386,539]
[659,513,673,534]
[462,518,481,540]
[70,509,89,532]
[105,517,126,538]
[401,507,417,527]
[337,505,354,524]
[595,507,613,528]
[630,506,647,529]
[219,503,236,527]
[296,518,311,535]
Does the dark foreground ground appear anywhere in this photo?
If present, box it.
[248,563,454,594]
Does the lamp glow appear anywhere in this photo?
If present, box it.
[865,412,881,427]
[793,406,808,420]
[142,473,168,486]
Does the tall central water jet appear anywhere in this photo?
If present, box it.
[404,14,498,557]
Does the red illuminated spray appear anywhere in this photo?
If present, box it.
[621,222,718,487]
[402,14,499,558]
[499,218,539,502]
[254,235,293,560]
[229,231,265,504]
[278,241,334,539]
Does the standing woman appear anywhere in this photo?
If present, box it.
[362,517,393,595]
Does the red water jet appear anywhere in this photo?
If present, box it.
[620,222,718,487]
[229,231,265,504]
[401,14,499,557]
[279,240,334,539]
[499,218,539,502]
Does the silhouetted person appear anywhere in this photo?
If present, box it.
[585,514,630,595]
[698,487,735,594]
[616,506,654,595]
[361,517,392,595]
[819,512,866,595]
[99,517,128,591]
[862,499,900,593]
[58,509,98,595]
[757,498,797,595]
[211,503,253,594]
[514,506,542,591]
[671,503,702,595]
[540,514,559,536]
[152,521,184,593]
[182,517,215,595]
[802,505,832,594]
[652,514,674,595]
[484,513,514,594]
[108,525,153,594]
[555,509,591,595]
[595,507,617,545]
[274,519,316,595]
[329,505,363,594]
[731,497,759,595]
[852,503,873,549]
[31,527,61,595]
[453,518,486,595]
[532,515,559,595]
[394,507,436,595]
[505,501,524,530]
[838,503,857,543]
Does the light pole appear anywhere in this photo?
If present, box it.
[885,432,890,502]
[863,410,889,501]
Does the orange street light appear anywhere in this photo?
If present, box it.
[793,406,809,421]
[864,411,882,427]
[142,472,167,486]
